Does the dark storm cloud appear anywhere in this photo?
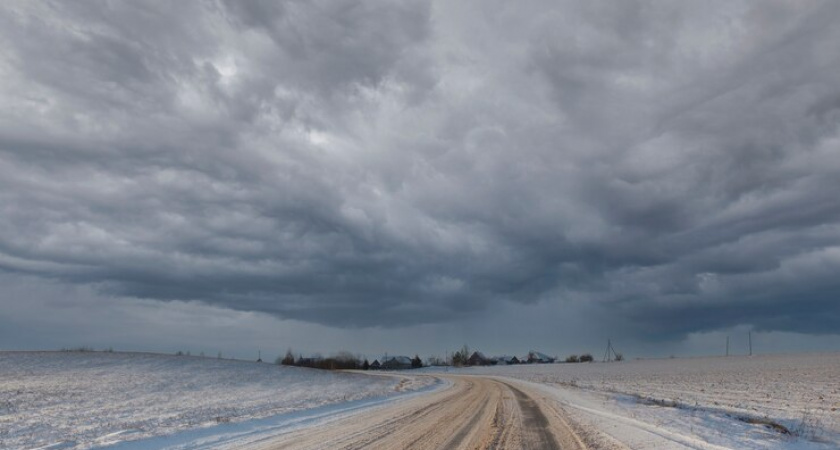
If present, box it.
[1,1,840,337]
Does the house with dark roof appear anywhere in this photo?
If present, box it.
[526,351,555,364]
[369,359,381,370]
[467,351,493,366]
[496,355,520,365]
[381,356,413,370]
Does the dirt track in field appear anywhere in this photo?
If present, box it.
[252,375,588,450]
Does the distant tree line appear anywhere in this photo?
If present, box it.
[60,346,113,353]
[450,344,471,367]
[565,354,594,363]
[276,349,365,370]
[564,353,622,363]
[443,345,564,366]
[272,345,626,371]
[276,349,425,371]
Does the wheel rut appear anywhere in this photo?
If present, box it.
[503,383,562,450]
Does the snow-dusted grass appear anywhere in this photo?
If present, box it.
[467,353,840,448]
[0,351,434,449]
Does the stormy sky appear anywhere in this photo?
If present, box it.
[2,1,840,359]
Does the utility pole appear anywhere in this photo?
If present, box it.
[749,331,753,356]
[603,339,611,362]
[726,336,729,357]
[603,339,619,362]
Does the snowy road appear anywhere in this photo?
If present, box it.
[243,372,839,450]
[249,375,588,450]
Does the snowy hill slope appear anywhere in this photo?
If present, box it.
[0,351,433,449]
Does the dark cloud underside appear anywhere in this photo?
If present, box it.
[1,1,840,337]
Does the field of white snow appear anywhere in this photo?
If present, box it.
[467,353,840,449]
[0,351,435,450]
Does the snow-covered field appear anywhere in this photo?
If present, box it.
[0,351,435,449]
[4,351,838,450]
[466,353,840,449]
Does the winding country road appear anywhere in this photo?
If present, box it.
[253,375,589,450]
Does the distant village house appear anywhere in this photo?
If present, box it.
[467,351,494,366]
[526,351,555,364]
[381,356,413,370]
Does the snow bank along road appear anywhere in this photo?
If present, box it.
[251,375,588,450]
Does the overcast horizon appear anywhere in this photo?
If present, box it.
[2,1,840,361]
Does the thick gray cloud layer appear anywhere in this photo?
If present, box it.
[1,1,839,338]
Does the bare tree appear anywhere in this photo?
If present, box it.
[280,348,295,365]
